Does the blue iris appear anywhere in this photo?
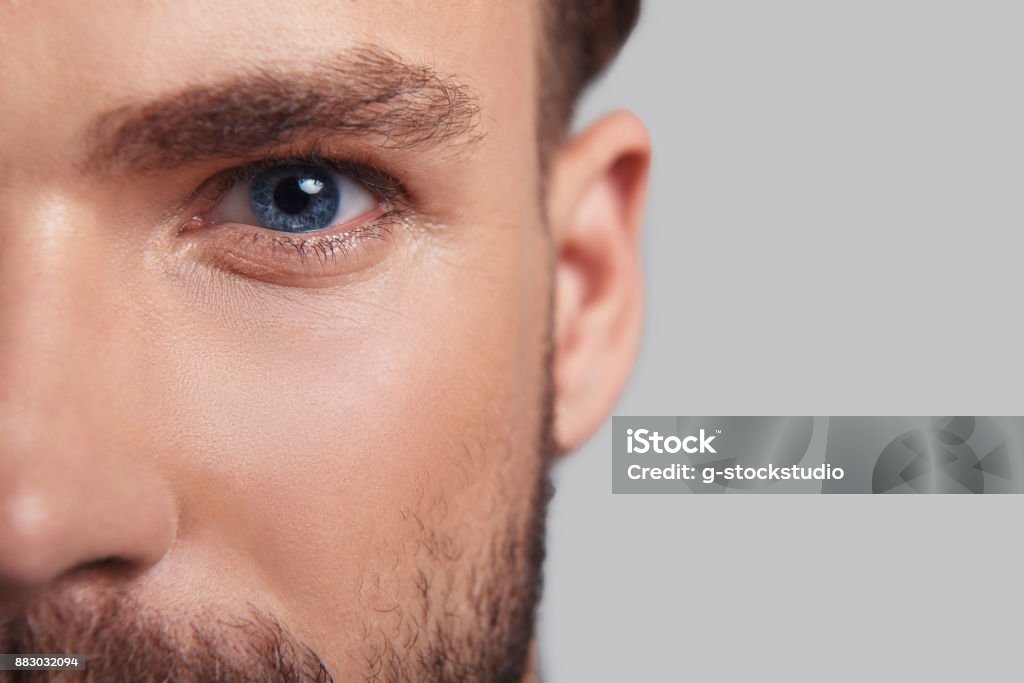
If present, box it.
[249,165,340,233]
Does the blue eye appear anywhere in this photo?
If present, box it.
[250,165,340,233]
[212,163,380,234]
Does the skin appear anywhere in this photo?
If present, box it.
[0,1,649,680]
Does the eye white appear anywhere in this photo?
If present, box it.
[212,168,380,230]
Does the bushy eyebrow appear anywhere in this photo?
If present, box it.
[83,46,482,174]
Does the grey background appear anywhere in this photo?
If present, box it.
[538,1,1024,681]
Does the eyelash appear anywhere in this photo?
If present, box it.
[205,154,407,204]
[243,212,406,268]
[187,149,413,268]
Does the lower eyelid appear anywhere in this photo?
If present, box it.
[259,222,395,263]
[175,209,411,287]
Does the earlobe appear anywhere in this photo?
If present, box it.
[547,111,651,455]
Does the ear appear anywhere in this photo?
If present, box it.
[547,111,650,455]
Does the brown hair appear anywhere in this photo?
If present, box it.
[540,0,642,148]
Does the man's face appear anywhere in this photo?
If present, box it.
[0,1,556,680]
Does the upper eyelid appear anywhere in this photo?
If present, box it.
[190,154,410,218]
[224,157,403,198]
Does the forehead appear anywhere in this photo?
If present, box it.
[0,0,538,154]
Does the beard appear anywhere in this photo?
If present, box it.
[0,383,555,683]
[1,591,333,682]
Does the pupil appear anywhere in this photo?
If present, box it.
[273,176,318,215]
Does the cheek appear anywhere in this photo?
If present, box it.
[131,213,551,619]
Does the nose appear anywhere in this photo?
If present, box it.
[0,196,177,597]
[0,454,177,592]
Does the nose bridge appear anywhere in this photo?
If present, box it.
[0,195,178,593]
[0,194,112,411]
[0,189,141,471]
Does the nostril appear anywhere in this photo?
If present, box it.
[80,557,125,571]
[72,556,145,582]
[0,518,143,590]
